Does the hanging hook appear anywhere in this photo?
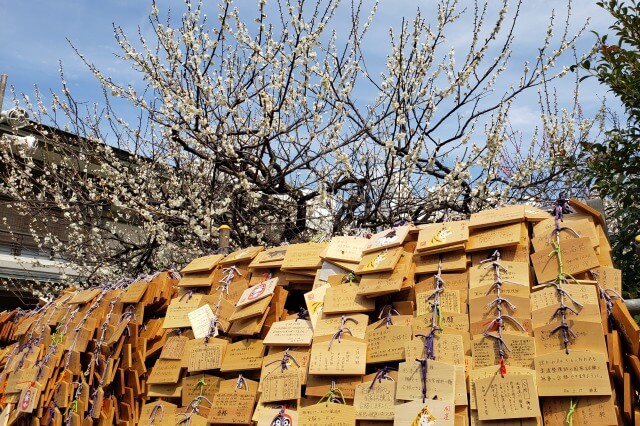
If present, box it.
[329,315,358,349]
[377,305,399,329]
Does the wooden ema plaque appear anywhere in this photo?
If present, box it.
[262,318,314,346]
[353,380,396,420]
[475,374,541,420]
[281,242,328,270]
[416,220,469,252]
[466,222,524,252]
[309,335,366,375]
[362,225,411,254]
[365,319,412,363]
[181,254,224,273]
[249,246,288,268]
[220,246,264,265]
[530,237,600,283]
[542,395,618,426]
[299,402,356,426]
[469,205,525,229]
[396,359,456,402]
[235,277,278,308]
[220,339,266,371]
[394,400,455,425]
[356,246,404,275]
[208,390,257,424]
[534,350,611,396]
[324,236,369,263]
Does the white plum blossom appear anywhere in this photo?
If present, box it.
[0,0,595,288]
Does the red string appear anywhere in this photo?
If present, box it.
[482,319,499,332]
[499,358,507,377]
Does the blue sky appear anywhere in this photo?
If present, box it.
[0,0,621,136]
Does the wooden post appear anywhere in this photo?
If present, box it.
[218,224,231,256]
[585,198,609,236]
[0,74,7,111]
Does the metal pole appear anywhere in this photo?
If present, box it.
[0,74,7,111]
[625,298,640,316]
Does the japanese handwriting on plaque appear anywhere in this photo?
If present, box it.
[314,314,369,340]
[353,380,396,420]
[181,375,220,407]
[468,365,536,410]
[396,360,456,403]
[299,402,356,426]
[413,311,470,334]
[147,359,182,384]
[220,339,266,372]
[261,370,301,402]
[468,260,530,288]
[188,304,216,339]
[263,319,314,346]
[365,324,412,363]
[406,333,465,366]
[475,374,541,421]
[534,350,611,396]
[187,338,227,372]
[531,216,599,252]
[119,280,148,303]
[304,375,361,399]
[163,294,203,329]
[324,236,369,263]
[466,223,523,252]
[207,391,256,424]
[533,320,607,356]
[254,246,288,264]
[159,335,188,360]
[260,348,310,386]
[414,250,467,274]
[323,284,375,314]
[469,205,525,229]
[281,242,328,269]
[357,265,406,296]
[593,266,622,294]
[309,335,366,375]
[530,237,600,283]
[472,334,536,369]
[229,295,272,321]
[416,289,461,316]
[221,246,263,265]
[541,395,618,426]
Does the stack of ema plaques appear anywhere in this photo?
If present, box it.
[0,200,637,425]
